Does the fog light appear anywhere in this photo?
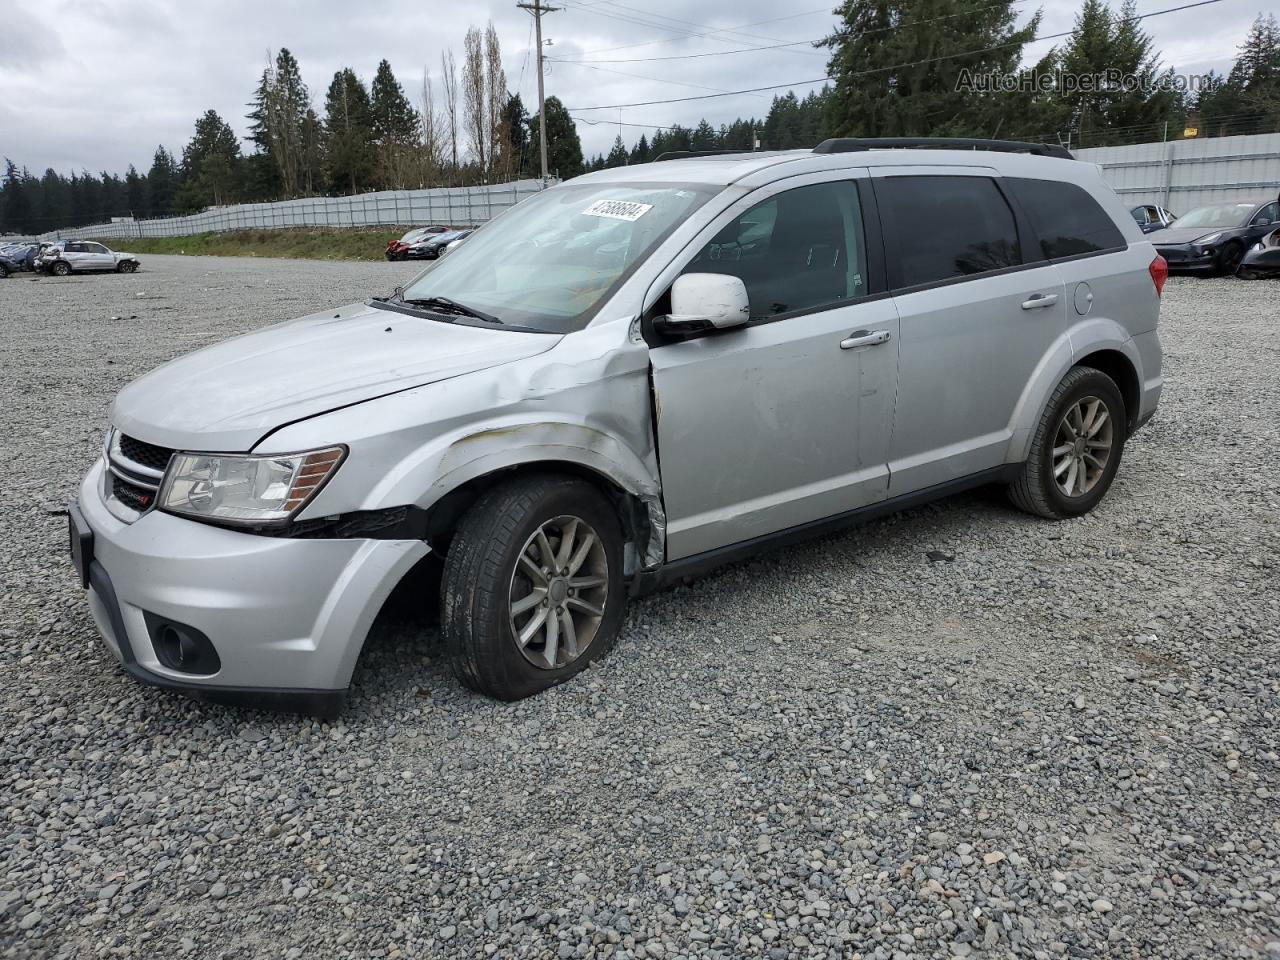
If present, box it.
[145,614,221,675]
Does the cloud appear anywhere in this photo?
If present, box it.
[0,0,1258,174]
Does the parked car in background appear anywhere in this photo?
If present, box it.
[70,138,1163,715]
[402,228,473,260]
[1237,226,1280,279]
[1130,204,1177,233]
[36,240,141,275]
[1152,198,1280,274]
[0,250,18,278]
[385,226,451,261]
[1,241,40,270]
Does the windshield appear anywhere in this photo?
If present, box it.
[1171,203,1256,229]
[399,181,718,333]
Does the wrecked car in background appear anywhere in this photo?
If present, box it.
[37,239,141,275]
[70,138,1163,715]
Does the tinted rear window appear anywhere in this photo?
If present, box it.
[1008,178,1126,259]
[877,176,1021,288]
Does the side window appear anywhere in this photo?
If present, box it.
[683,180,868,321]
[65,242,85,253]
[877,175,1021,289]
[1253,202,1278,225]
[1007,178,1127,260]
[85,243,107,254]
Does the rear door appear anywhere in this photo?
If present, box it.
[648,171,901,560]
[874,169,1068,495]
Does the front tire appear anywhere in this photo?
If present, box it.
[441,474,626,701]
[1009,367,1127,520]
[116,260,136,273]
[1215,242,1244,276]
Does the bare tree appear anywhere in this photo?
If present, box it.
[420,69,447,185]
[462,26,487,178]
[485,22,510,182]
[440,49,460,181]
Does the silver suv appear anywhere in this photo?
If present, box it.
[38,239,141,275]
[70,138,1165,714]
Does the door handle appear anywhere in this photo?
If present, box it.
[839,329,891,350]
[1021,293,1059,310]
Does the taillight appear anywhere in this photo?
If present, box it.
[1149,254,1168,297]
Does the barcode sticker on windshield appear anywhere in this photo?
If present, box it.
[583,200,653,222]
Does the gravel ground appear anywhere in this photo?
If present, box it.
[1,256,1277,960]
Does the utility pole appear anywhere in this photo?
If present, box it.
[518,0,560,183]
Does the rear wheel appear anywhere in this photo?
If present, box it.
[51,261,71,277]
[0,263,9,279]
[1009,367,1127,519]
[441,474,626,701]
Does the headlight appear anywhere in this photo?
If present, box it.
[1194,232,1223,245]
[159,446,345,525]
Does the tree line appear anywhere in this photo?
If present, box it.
[3,2,1279,235]
[580,5,1280,171]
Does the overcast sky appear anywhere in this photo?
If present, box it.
[0,0,1262,176]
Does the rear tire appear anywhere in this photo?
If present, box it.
[1008,367,1127,520]
[440,474,626,701]
[51,261,71,277]
[0,263,8,279]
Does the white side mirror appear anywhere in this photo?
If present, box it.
[665,273,750,331]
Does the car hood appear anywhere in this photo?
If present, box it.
[111,301,560,451]
[1154,227,1241,245]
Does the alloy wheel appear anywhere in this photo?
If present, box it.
[508,515,609,670]
[1052,395,1114,497]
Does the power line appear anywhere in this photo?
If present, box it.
[569,5,834,56]
[568,0,1227,112]
[559,0,1034,64]
[551,59,771,100]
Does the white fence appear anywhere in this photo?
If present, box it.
[17,135,1280,241]
[1079,132,1280,211]
[28,179,548,242]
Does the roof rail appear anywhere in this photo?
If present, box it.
[652,149,756,162]
[813,137,1074,160]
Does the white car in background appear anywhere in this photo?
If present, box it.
[37,240,141,276]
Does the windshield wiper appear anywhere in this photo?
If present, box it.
[401,295,503,324]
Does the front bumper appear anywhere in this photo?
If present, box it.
[1240,244,1280,274]
[1153,242,1219,272]
[75,459,429,709]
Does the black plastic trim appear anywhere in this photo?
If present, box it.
[628,465,1020,597]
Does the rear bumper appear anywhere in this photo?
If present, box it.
[75,459,429,708]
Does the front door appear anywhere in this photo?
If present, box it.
[648,175,900,561]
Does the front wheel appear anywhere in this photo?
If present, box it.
[1009,367,1127,520]
[441,475,626,701]
[1215,242,1244,276]
[116,260,136,273]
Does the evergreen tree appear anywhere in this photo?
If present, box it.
[629,133,651,164]
[324,68,376,194]
[247,49,311,198]
[145,146,179,217]
[504,94,533,178]
[371,59,420,188]
[526,96,584,179]
[178,110,242,209]
[605,135,629,168]
[821,0,1040,138]
[124,164,148,218]
[1230,14,1280,128]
